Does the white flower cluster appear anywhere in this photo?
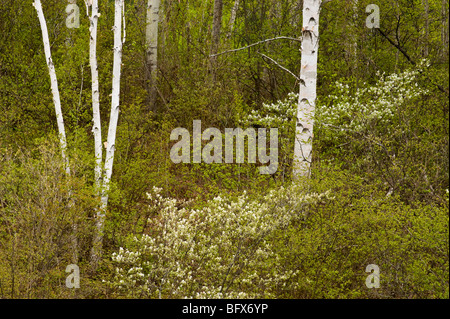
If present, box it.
[243,61,430,141]
[106,185,333,298]
[318,61,430,135]
[243,92,298,128]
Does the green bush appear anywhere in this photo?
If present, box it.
[105,183,333,298]
[0,140,98,298]
[104,167,448,299]
[273,167,449,298]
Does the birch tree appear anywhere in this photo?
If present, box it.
[293,0,321,177]
[33,0,70,176]
[87,0,102,195]
[90,0,126,269]
[146,0,160,109]
[351,0,358,75]
[34,0,79,263]
[227,0,239,38]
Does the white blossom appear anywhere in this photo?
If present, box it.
[105,184,332,298]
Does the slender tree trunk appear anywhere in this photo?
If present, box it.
[442,0,449,58]
[87,0,103,270]
[422,0,429,57]
[89,0,102,193]
[146,0,160,111]
[103,0,125,217]
[90,0,125,270]
[293,0,321,178]
[210,0,223,68]
[33,0,70,175]
[186,0,192,62]
[34,0,78,264]
[227,0,239,38]
[352,0,358,76]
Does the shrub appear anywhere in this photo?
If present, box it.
[105,168,448,299]
[273,168,449,298]
[105,183,333,298]
[0,141,97,298]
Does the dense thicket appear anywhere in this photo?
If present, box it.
[0,0,448,298]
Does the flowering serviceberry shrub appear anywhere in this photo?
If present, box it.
[317,60,430,139]
[106,185,333,298]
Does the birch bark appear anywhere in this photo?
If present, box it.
[352,0,358,75]
[34,0,78,263]
[88,0,102,192]
[102,0,125,217]
[90,0,125,268]
[227,0,239,38]
[33,0,70,175]
[293,0,321,177]
[146,0,160,109]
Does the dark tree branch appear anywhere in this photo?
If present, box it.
[377,28,449,96]
[377,28,415,65]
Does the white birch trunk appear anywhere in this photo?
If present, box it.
[352,0,358,75]
[89,0,102,192]
[88,1,103,269]
[146,0,160,109]
[90,0,125,268]
[227,0,240,38]
[34,0,78,263]
[102,1,125,207]
[293,0,321,178]
[33,0,70,175]
[146,0,160,78]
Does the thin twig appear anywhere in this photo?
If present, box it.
[377,28,449,96]
[210,36,302,57]
[257,52,300,80]
[377,28,414,65]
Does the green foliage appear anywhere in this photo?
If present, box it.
[273,167,449,298]
[0,0,447,299]
[104,169,448,299]
[315,62,449,204]
[0,140,99,298]
[105,184,333,298]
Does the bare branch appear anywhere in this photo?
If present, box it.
[257,52,299,81]
[377,27,415,65]
[377,28,449,96]
[321,0,334,5]
[210,36,302,57]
